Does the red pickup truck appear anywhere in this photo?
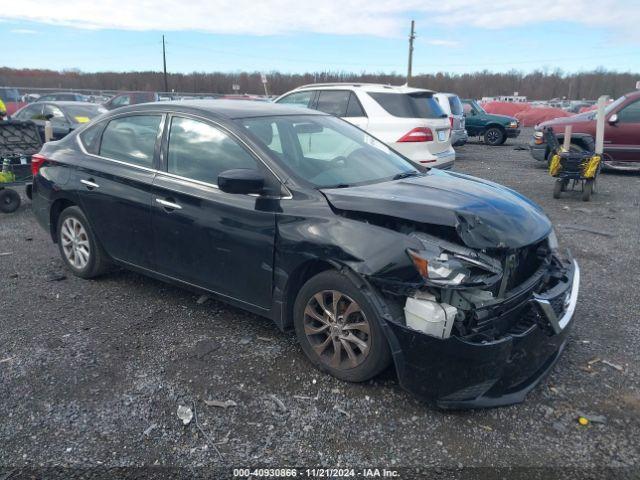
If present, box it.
[530,90,640,171]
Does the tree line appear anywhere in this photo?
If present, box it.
[1,67,637,100]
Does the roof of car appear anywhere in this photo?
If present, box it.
[116,99,325,119]
[41,101,103,108]
[290,83,435,94]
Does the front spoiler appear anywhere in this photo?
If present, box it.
[383,259,579,409]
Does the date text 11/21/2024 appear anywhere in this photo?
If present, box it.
[232,468,400,477]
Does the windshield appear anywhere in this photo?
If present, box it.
[65,104,107,123]
[239,115,421,188]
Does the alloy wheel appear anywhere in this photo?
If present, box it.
[486,129,501,144]
[303,290,371,370]
[60,217,91,270]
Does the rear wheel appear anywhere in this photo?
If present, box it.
[484,127,505,146]
[57,206,109,278]
[293,270,391,382]
[0,189,21,213]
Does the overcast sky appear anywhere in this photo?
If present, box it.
[1,0,639,74]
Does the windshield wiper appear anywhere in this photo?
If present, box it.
[322,183,351,189]
[393,171,422,180]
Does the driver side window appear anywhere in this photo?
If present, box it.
[167,116,258,185]
[43,105,67,125]
[618,100,640,123]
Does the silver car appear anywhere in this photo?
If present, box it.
[434,92,468,147]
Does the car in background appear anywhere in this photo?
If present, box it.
[0,87,26,115]
[103,91,159,110]
[462,99,520,146]
[31,100,578,408]
[36,92,89,102]
[12,101,107,141]
[275,83,455,169]
[434,93,467,147]
[530,90,640,171]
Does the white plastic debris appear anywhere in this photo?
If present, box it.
[177,405,193,425]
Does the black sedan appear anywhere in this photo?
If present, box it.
[13,101,107,141]
[30,100,579,408]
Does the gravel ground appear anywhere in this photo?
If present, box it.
[1,128,639,478]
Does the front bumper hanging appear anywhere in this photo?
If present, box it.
[383,259,579,409]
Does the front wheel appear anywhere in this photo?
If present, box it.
[57,206,110,278]
[293,270,391,383]
[484,127,505,146]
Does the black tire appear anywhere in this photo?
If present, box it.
[484,127,505,146]
[56,206,110,278]
[293,270,391,383]
[553,179,563,199]
[582,179,593,202]
[498,135,508,145]
[25,183,33,200]
[0,189,21,213]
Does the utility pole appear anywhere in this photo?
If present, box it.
[407,20,415,86]
[162,35,168,94]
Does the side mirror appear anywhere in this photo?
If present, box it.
[469,110,476,116]
[218,169,265,194]
[44,113,55,120]
[608,113,618,125]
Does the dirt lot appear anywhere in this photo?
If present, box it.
[1,128,639,478]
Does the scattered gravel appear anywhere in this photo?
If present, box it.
[0,128,638,474]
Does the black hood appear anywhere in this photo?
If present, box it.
[321,170,552,250]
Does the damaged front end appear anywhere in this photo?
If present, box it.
[377,229,579,409]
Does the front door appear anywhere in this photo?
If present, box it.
[75,114,163,269]
[151,115,276,309]
[606,98,640,162]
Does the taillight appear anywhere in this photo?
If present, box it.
[397,127,434,143]
[31,153,47,176]
[449,116,454,128]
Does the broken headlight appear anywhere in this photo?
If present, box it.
[408,249,502,287]
[547,229,559,253]
[407,233,503,288]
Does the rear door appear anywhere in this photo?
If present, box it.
[75,113,163,269]
[606,97,640,162]
[151,114,276,308]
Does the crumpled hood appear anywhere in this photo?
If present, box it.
[321,170,552,250]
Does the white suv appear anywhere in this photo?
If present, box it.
[274,83,455,169]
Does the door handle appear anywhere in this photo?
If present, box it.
[80,179,99,189]
[155,198,182,210]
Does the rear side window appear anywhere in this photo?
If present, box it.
[369,92,446,119]
[14,104,42,121]
[448,96,464,116]
[316,90,351,117]
[278,91,313,108]
[346,93,366,117]
[167,116,258,185]
[100,115,162,167]
[79,122,104,154]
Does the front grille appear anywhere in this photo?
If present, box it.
[506,240,547,290]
